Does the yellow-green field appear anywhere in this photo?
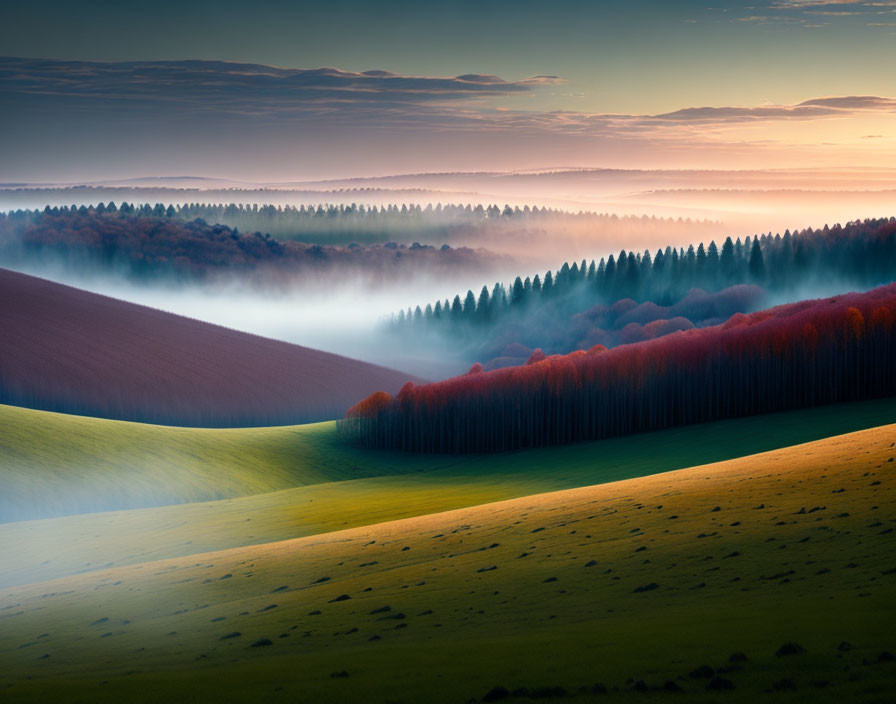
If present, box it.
[0,404,446,521]
[4,398,896,523]
[3,398,896,587]
[1,424,895,703]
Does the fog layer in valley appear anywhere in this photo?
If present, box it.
[10,263,490,378]
[3,175,894,380]
[4,166,893,250]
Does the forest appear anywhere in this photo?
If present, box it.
[168,202,715,246]
[0,195,719,247]
[0,205,503,285]
[342,283,896,453]
[391,217,896,365]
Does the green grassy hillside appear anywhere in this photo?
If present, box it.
[1,424,894,703]
[0,404,465,522]
[3,398,896,587]
[3,397,896,523]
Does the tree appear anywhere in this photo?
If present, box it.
[558,262,571,291]
[345,283,896,452]
[696,243,708,275]
[626,251,639,290]
[616,251,628,285]
[604,255,616,289]
[707,241,719,269]
[653,249,665,278]
[749,238,765,281]
[477,286,491,322]
[511,276,525,305]
[490,283,504,313]
[451,295,463,319]
[463,290,477,318]
[685,245,696,275]
[720,237,736,279]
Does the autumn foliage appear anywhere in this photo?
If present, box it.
[342,284,896,452]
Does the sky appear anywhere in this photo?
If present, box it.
[2,0,895,181]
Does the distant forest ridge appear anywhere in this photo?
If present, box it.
[0,207,507,285]
[343,283,896,453]
[1,200,719,245]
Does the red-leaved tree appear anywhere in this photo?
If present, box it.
[342,284,896,452]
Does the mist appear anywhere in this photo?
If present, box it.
[380,217,896,372]
[2,195,893,383]
[7,261,495,379]
[4,166,894,266]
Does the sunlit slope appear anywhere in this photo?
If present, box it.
[3,398,896,587]
[3,397,896,523]
[1,426,894,704]
[0,403,468,521]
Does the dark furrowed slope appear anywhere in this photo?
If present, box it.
[0,268,417,426]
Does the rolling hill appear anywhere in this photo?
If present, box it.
[0,268,418,426]
[1,423,893,703]
[2,396,895,583]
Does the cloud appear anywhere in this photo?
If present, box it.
[797,95,896,109]
[1,57,894,181]
[647,104,841,123]
[772,0,867,7]
[0,57,562,118]
[769,0,896,13]
[492,95,896,135]
[6,57,891,132]
[735,1,896,26]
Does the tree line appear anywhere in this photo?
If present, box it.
[392,218,896,338]
[7,200,717,246]
[0,206,500,285]
[342,283,896,453]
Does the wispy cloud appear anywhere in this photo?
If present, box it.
[2,58,894,179]
[773,0,874,7]
[797,95,896,109]
[759,0,896,23]
[0,58,563,117]
[491,96,896,137]
[2,57,894,140]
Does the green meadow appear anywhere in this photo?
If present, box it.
[1,423,894,703]
[2,397,896,587]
